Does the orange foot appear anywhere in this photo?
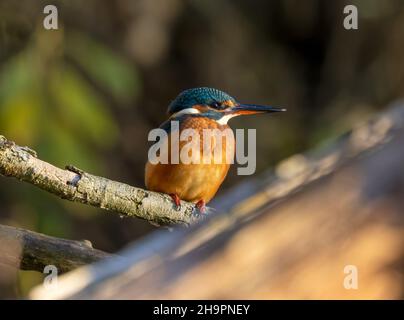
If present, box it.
[169,193,181,211]
[195,199,206,214]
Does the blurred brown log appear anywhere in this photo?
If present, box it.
[0,224,113,273]
[30,104,404,299]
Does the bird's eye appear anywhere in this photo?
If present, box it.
[211,101,224,109]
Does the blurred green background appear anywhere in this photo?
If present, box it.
[1,0,404,298]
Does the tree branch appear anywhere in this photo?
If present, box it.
[0,135,201,226]
[0,224,113,273]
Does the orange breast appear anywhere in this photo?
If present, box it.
[145,117,234,204]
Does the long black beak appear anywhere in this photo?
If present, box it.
[230,104,286,115]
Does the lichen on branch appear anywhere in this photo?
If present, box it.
[0,135,201,226]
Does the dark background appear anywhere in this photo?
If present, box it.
[1,0,403,297]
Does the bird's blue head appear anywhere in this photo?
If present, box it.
[167,87,285,124]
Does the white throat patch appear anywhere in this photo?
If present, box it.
[216,113,236,125]
[170,108,236,125]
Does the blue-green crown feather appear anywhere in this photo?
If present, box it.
[167,87,236,115]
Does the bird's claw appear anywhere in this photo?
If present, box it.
[169,194,182,211]
[195,200,206,215]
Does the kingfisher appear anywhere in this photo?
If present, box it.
[145,87,285,213]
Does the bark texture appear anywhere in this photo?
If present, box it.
[0,224,113,273]
[0,135,200,226]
